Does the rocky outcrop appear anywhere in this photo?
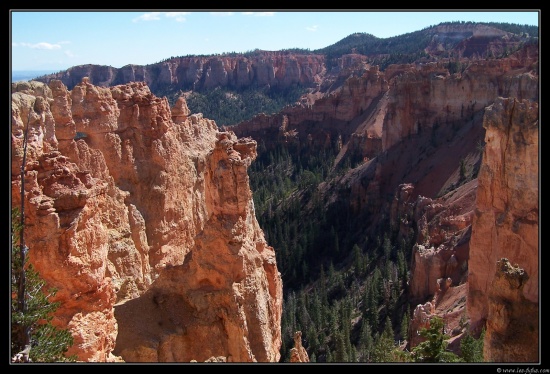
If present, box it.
[11,79,283,362]
[289,331,309,363]
[392,181,474,354]
[467,97,538,361]
[403,180,476,304]
[350,50,538,359]
[231,44,538,173]
[408,282,468,352]
[483,259,538,362]
[35,52,326,92]
[230,64,388,159]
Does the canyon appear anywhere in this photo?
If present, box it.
[11,22,539,363]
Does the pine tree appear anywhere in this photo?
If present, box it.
[11,208,76,362]
[359,320,374,362]
[400,306,410,341]
[371,316,397,362]
[333,331,348,362]
[412,316,462,362]
[460,328,485,362]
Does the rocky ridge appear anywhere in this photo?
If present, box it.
[34,52,326,93]
[11,79,282,362]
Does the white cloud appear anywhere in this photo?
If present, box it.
[16,42,62,50]
[134,11,192,22]
[165,12,190,22]
[242,12,275,17]
[306,25,319,32]
[133,12,162,22]
[210,12,235,16]
[64,50,75,58]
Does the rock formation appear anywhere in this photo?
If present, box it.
[11,79,283,362]
[231,44,538,176]
[289,331,310,363]
[401,97,539,361]
[483,259,538,362]
[467,97,539,361]
[35,52,326,92]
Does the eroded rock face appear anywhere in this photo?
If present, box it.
[231,45,538,166]
[392,181,475,305]
[11,79,282,362]
[36,52,326,92]
[483,259,538,362]
[467,97,538,361]
[289,331,309,363]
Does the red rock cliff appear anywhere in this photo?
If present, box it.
[36,52,326,92]
[11,79,283,362]
[467,97,538,362]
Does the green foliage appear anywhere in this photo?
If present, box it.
[371,317,396,362]
[11,208,76,363]
[412,316,462,362]
[400,305,410,341]
[315,21,537,71]
[448,61,463,75]
[460,328,485,362]
[459,158,467,180]
[184,85,306,126]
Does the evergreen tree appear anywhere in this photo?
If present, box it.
[353,244,363,276]
[460,328,485,362]
[382,233,392,260]
[412,316,462,362]
[359,320,374,362]
[400,306,410,341]
[371,316,397,362]
[333,331,349,362]
[11,208,76,362]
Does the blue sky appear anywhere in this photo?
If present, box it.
[10,10,540,72]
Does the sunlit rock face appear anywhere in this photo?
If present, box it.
[34,52,326,92]
[467,97,538,362]
[11,79,282,362]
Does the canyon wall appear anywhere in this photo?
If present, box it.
[35,52,326,92]
[11,79,282,362]
[467,97,539,362]
[231,45,538,169]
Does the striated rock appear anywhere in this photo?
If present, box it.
[409,301,435,349]
[36,52,326,92]
[408,283,468,352]
[232,44,537,179]
[113,131,282,362]
[289,331,309,363]
[170,96,191,124]
[467,97,538,360]
[11,79,282,362]
[231,64,388,159]
[394,181,475,304]
[483,259,538,362]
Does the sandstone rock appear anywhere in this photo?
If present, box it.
[289,331,309,363]
[483,259,538,362]
[395,181,475,304]
[11,78,282,362]
[467,97,539,361]
[36,52,326,92]
[171,96,190,124]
